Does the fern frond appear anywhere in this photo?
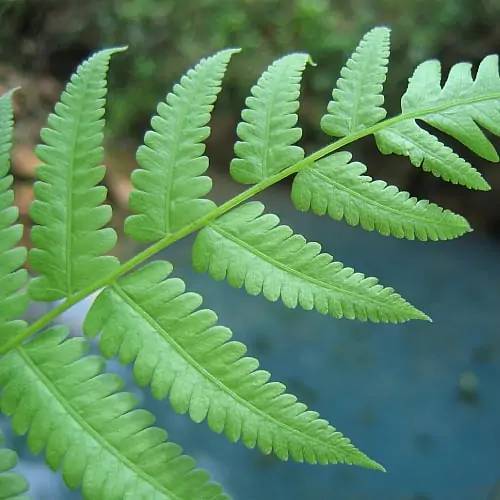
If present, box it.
[28,48,126,302]
[83,261,383,470]
[0,428,30,499]
[0,90,29,349]
[375,55,500,186]
[230,53,311,184]
[321,27,390,137]
[0,327,228,499]
[192,202,428,322]
[291,151,471,240]
[125,49,239,242]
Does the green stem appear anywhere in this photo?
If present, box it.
[2,99,488,355]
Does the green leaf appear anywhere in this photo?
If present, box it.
[0,428,30,499]
[321,26,390,137]
[125,49,239,242]
[405,55,500,160]
[0,328,227,500]
[230,53,311,184]
[292,151,471,240]
[375,55,500,186]
[83,261,383,470]
[193,202,429,322]
[0,89,29,349]
[375,120,490,190]
[28,48,125,302]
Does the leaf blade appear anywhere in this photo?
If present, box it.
[230,53,311,184]
[193,202,429,322]
[125,49,239,242]
[28,48,125,301]
[401,56,500,162]
[292,151,472,240]
[375,120,490,191]
[84,261,383,470]
[321,26,390,137]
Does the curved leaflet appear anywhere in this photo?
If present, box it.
[125,49,239,242]
[230,53,311,184]
[321,26,390,137]
[28,48,125,301]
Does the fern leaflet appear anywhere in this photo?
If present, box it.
[321,26,389,137]
[0,90,29,350]
[375,120,490,190]
[0,428,30,499]
[291,151,471,240]
[125,49,238,242]
[0,327,228,499]
[230,53,310,184]
[193,202,428,322]
[28,48,125,301]
[83,260,382,469]
[375,54,500,187]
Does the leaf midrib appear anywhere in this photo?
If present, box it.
[379,124,488,189]
[159,66,217,235]
[348,31,386,133]
[307,167,466,231]
[161,100,185,236]
[111,283,359,461]
[209,223,408,313]
[64,81,87,295]
[256,64,280,180]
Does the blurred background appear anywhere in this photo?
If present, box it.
[0,0,499,498]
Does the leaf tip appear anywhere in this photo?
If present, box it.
[373,461,387,472]
[354,451,386,472]
[97,46,128,59]
[0,86,21,99]
[372,25,392,33]
[305,54,317,67]
[414,309,432,322]
[216,47,242,61]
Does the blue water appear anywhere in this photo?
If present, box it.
[1,185,499,499]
